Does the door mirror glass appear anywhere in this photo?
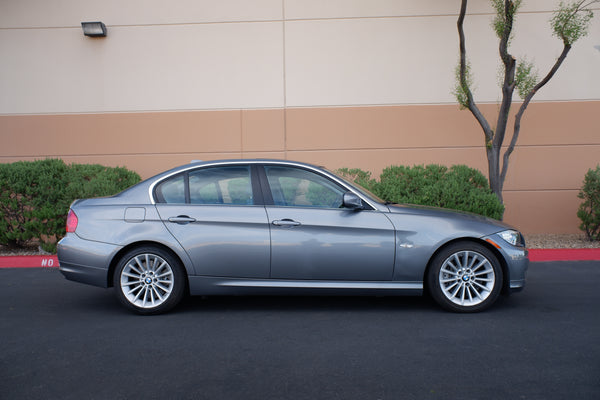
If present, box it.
[342,192,364,210]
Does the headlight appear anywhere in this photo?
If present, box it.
[498,230,524,247]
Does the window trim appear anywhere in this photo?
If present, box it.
[148,160,381,211]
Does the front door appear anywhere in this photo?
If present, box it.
[263,165,395,281]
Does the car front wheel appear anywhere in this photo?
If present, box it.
[114,247,185,315]
[428,242,503,313]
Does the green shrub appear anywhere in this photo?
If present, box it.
[336,168,377,192]
[577,165,600,241]
[0,159,141,252]
[64,163,141,200]
[337,164,504,220]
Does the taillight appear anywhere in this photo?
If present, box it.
[66,209,78,233]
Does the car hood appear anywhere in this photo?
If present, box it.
[386,203,515,234]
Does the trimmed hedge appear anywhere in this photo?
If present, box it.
[337,164,504,220]
[0,159,141,252]
[577,165,600,241]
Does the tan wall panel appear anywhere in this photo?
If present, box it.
[241,109,285,152]
[0,111,243,157]
[503,145,600,191]
[517,101,600,145]
[0,153,244,181]
[503,190,582,234]
[242,152,287,160]
[286,148,489,178]
[285,102,600,149]
[286,105,483,150]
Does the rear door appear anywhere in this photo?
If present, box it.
[154,164,271,278]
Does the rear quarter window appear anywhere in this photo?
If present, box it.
[154,174,185,203]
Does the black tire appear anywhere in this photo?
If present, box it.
[113,246,186,315]
[427,241,503,313]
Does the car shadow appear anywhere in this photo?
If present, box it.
[176,293,440,314]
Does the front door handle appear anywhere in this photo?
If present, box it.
[168,215,196,225]
[272,219,301,227]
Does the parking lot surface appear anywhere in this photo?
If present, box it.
[1,262,599,400]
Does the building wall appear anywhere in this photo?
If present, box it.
[1,0,599,233]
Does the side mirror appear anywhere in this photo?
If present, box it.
[342,192,364,210]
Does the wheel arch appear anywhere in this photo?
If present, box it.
[108,241,190,291]
[423,237,510,296]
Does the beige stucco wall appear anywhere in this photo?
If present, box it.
[2,0,599,113]
[1,0,599,233]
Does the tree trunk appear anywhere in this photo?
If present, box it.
[487,146,503,204]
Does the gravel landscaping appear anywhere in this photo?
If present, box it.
[524,234,600,249]
[1,234,598,256]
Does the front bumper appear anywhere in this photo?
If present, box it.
[483,233,529,293]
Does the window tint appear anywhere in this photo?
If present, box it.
[264,166,345,208]
[189,166,252,205]
[155,174,185,203]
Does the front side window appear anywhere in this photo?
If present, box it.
[155,166,253,205]
[264,166,346,208]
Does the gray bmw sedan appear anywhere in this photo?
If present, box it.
[57,159,528,314]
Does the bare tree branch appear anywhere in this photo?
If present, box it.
[494,0,517,155]
[500,43,572,183]
[457,0,493,142]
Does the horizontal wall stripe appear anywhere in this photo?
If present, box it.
[2,101,598,234]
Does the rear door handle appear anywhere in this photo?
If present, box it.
[168,215,196,225]
[272,219,301,227]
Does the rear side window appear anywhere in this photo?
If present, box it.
[154,166,253,205]
[189,166,252,205]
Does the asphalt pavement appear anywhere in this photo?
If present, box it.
[1,262,599,400]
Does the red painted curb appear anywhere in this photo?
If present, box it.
[0,249,598,268]
[528,248,600,262]
[0,255,59,268]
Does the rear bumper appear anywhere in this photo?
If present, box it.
[57,234,121,288]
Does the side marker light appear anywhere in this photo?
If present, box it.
[486,239,502,249]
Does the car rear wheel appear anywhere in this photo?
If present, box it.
[428,242,503,313]
[114,247,185,315]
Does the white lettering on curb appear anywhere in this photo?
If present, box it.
[41,258,54,267]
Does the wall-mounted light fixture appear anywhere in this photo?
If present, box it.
[81,21,107,37]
